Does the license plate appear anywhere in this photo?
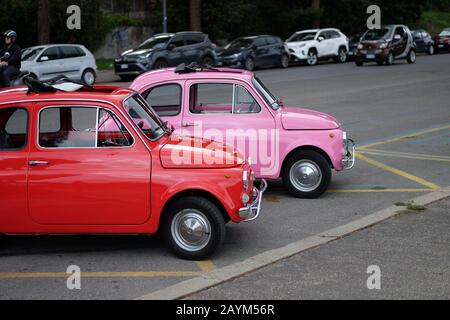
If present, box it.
[438,44,444,48]
[366,54,375,59]
[121,64,129,69]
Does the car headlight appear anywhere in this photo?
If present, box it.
[243,170,249,189]
[380,43,387,49]
[357,44,363,50]
[297,43,306,48]
[137,54,151,64]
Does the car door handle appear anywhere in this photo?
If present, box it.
[183,123,199,128]
[29,161,50,167]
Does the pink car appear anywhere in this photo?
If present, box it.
[130,65,355,198]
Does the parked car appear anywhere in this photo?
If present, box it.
[286,28,349,66]
[114,32,216,80]
[21,44,97,85]
[434,28,450,53]
[0,77,266,260]
[215,35,290,71]
[355,25,416,66]
[411,29,434,55]
[347,33,363,61]
[131,64,355,198]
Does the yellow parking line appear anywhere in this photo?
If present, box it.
[0,271,201,279]
[359,125,450,149]
[363,148,450,160]
[195,260,216,273]
[359,150,450,163]
[328,188,433,193]
[356,154,440,190]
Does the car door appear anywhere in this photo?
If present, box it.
[36,46,63,80]
[253,37,270,67]
[166,36,187,66]
[393,27,408,57]
[58,46,84,79]
[266,37,283,65]
[183,34,205,64]
[27,103,152,226]
[316,31,332,57]
[413,31,425,51]
[0,105,30,232]
[180,80,277,176]
[141,82,184,129]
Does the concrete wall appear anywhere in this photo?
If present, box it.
[95,26,154,59]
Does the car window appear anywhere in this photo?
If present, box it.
[287,32,317,42]
[144,84,181,117]
[265,37,278,45]
[329,31,341,39]
[319,31,330,39]
[395,27,405,38]
[190,83,233,114]
[170,36,185,48]
[186,34,205,45]
[39,107,134,148]
[235,86,261,114]
[97,109,134,148]
[0,107,28,150]
[41,47,60,61]
[22,47,44,61]
[254,38,267,47]
[60,46,85,59]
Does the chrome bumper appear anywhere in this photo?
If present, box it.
[343,139,356,170]
[239,179,268,222]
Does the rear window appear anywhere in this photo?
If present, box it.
[0,107,28,150]
[60,46,85,58]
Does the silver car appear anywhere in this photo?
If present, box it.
[21,44,97,85]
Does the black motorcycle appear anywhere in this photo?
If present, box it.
[0,52,30,87]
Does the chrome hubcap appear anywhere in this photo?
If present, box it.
[171,210,211,252]
[410,51,416,61]
[340,50,346,62]
[290,160,322,192]
[84,72,95,85]
[307,53,317,65]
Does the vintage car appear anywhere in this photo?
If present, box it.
[130,64,355,198]
[0,77,266,260]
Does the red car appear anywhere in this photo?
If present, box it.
[0,79,266,260]
[435,28,450,53]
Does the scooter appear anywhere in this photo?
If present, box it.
[0,52,30,87]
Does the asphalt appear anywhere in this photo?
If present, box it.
[189,197,450,300]
[0,53,449,299]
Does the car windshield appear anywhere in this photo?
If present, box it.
[225,38,254,49]
[123,94,167,141]
[22,47,44,61]
[362,28,393,41]
[287,32,317,42]
[138,36,172,50]
[439,29,450,36]
[252,76,280,110]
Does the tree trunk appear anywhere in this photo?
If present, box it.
[311,0,321,28]
[38,0,50,44]
[190,0,202,32]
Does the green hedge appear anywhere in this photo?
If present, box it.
[420,11,450,36]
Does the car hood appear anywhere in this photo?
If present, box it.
[360,40,386,49]
[280,106,340,130]
[160,134,245,169]
[122,48,153,58]
[218,47,248,57]
[287,40,314,47]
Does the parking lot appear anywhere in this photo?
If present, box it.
[1,53,449,300]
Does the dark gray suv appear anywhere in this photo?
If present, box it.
[115,32,216,80]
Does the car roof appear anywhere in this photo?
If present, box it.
[0,86,136,107]
[133,67,255,87]
[23,44,86,50]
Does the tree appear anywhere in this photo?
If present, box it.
[190,0,202,31]
[312,0,321,28]
[38,0,50,44]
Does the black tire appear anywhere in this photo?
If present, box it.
[279,54,289,68]
[282,150,331,199]
[386,52,395,65]
[355,60,363,66]
[81,69,96,85]
[153,59,169,69]
[202,55,215,67]
[407,49,416,64]
[334,47,347,63]
[119,75,135,82]
[162,197,226,260]
[306,49,318,66]
[244,57,255,71]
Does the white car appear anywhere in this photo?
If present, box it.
[286,28,349,66]
[21,44,97,85]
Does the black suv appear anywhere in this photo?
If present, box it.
[114,32,216,80]
[412,29,435,55]
[216,35,290,71]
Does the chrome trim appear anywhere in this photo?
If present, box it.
[239,179,267,222]
[342,138,356,170]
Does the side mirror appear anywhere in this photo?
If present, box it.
[394,34,401,41]
[318,36,325,42]
[39,56,49,62]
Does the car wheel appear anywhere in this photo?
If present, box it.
[386,52,395,65]
[280,54,290,68]
[162,197,226,260]
[355,60,363,66]
[428,45,434,55]
[82,69,96,85]
[202,55,215,67]
[154,59,169,69]
[335,47,347,63]
[306,50,318,66]
[244,57,255,71]
[282,150,331,199]
[407,49,416,64]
